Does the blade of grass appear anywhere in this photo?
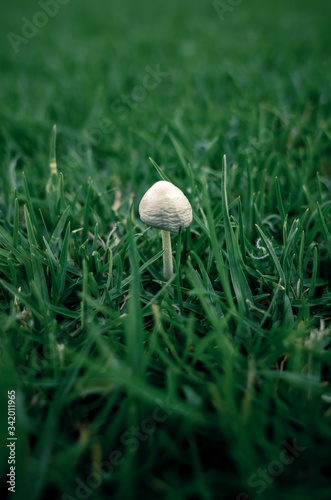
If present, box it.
[56,222,71,303]
[148,157,172,182]
[308,245,318,299]
[82,179,92,243]
[125,216,144,375]
[13,197,19,248]
[200,179,235,313]
[222,156,253,313]
[255,223,286,287]
[22,172,41,245]
[24,205,49,303]
[49,205,71,251]
[316,202,331,255]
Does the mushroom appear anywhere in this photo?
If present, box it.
[139,180,192,280]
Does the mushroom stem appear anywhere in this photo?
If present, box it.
[161,230,173,280]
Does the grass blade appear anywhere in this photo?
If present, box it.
[24,205,49,302]
[222,155,253,313]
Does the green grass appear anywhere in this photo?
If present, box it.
[0,1,331,499]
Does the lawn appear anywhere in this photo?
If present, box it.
[0,0,331,499]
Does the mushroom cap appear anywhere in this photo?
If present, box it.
[139,181,192,234]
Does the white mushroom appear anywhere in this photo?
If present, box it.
[139,180,192,280]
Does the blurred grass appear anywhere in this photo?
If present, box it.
[0,0,331,499]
